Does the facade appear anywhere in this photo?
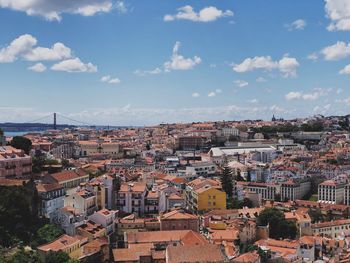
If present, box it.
[187,185,226,212]
[159,210,199,232]
[37,183,65,220]
[245,182,277,201]
[79,140,122,157]
[280,181,311,201]
[116,182,147,215]
[344,184,350,206]
[318,180,345,204]
[64,189,97,216]
[145,190,159,215]
[89,209,118,236]
[184,162,216,179]
[47,168,89,189]
[312,219,350,238]
[178,136,204,150]
[0,146,32,178]
[76,220,107,242]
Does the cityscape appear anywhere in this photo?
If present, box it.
[2,1,350,263]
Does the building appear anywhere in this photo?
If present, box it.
[178,136,204,150]
[37,234,83,260]
[284,208,312,237]
[183,162,216,179]
[78,140,122,157]
[280,181,311,201]
[36,183,65,221]
[244,182,277,201]
[312,219,350,238]
[0,146,32,178]
[344,184,350,206]
[64,189,97,216]
[76,220,107,242]
[187,185,226,213]
[318,180,345,204]
[145,190,159,215]
[46,168,89,189]
[159,209,199,232]
[89,209,117,236]
[116,182,147,216]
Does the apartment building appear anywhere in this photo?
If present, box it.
[244,182,277,201]
[64,189,97,216]
[344,184,350,206]
[116,182,147,216]
[312,219,350,238]
[89,209,117,236]
[0,146,32,178]
[184,162,216,179]
[186,184,226,213]
[145,190,159,215]
[280,181,311,201]
[318,180,345,204]
[36,183,65,220]
[178,136,204,150]
[47,168,89,189]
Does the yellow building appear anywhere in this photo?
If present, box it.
[193,185,226,212]
[37,234,82,260]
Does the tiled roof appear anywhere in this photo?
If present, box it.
[166,244,225,263]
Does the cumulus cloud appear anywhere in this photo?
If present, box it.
[307,52,318,61]
[164,5,233,22]
[325,0,350,31]
[164,42,201,71]
[234,80,249,88]
[0,0,126,21]
[28,62,46,72]
[339,64,350,74]
[285,88,332,101]
[0,34,37,63]
[192,92,200,98]
[23,42,72,61]
[248,99,258,104]
[51,58,97,73]
[321,41,350,61]
[233,55,299,78]
[100,75,121,84]
[208,92,216,97]
[286,19,306,30]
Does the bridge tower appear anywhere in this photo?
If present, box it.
[53,113,57,130]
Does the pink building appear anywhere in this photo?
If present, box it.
[0,146,32,178]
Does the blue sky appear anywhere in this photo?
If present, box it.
[1,0,350,125]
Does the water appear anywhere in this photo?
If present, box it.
[4,131,40,137]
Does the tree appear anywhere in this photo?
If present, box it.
[32,224,64,248]
[2,249,42,263]
[10,136,32,154]
[257,208,297,239]
[45,251,70,263]
[220,166,233,208]
[236,169,244,181]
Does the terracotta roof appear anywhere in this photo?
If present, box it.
[49,168,88,183]
[119,182,146,193]
[38,234,80,253]
[161,210,197,220]
[36,183,63,192]
[127,230,207,245]
[166,244,225,263]
[113,243,153,262]
[232,252,260,263]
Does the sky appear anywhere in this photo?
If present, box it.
[1,0,350,125]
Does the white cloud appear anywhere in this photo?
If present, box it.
[248,99,258,104]
[321,41,350,61]
[286,19,306,30]
[336,88,343,94]
[234,80,249,88]
[307,52,318,61]
[339,64,350,74]
[285,91,302,100]
[208,92,216,97]
[164,41,201,71]
[233,55,299,78]
[23,42,72,61]
[134,68,162,76]
[0,0,125,21]
[100,75,120,84]
[51,58,97,73]
[192,92,200,98]
[285,88,331,101]
[256,77,266,82]
[28,62,46,72]
[325,0,350,31]
[164,5,233,22]
[0,34,37,63]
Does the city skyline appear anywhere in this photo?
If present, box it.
[1,0,350,125]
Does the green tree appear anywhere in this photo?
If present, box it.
[32,224,64,248]
[257,208,296,239]
[3,249,42,263]
[45,251,70,263]
[220,166,233,208]
[10,136,32,154]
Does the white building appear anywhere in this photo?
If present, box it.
[312,219,350,238]
[116,182,147,216]
[37,183,65,221]
[318,180,345,204]
[64,189,97,216]
[89,209,117,236]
